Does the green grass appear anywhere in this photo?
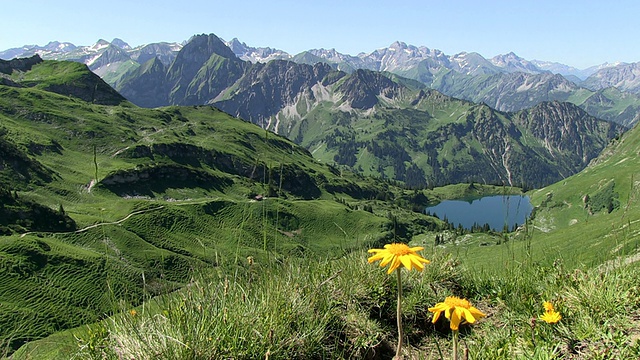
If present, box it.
[11,245,640,359]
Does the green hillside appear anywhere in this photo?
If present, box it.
[1,59,477,354]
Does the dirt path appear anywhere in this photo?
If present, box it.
[73,206,165,233]
[20,205,165,237]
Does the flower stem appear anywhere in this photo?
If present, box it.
[452,329,459,360]
[395,269,403,359]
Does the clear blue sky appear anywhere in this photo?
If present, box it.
[2,0,638,69]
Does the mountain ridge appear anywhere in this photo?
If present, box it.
[2,35,636,188]
[4,35,640,127]
[0,37,620,80]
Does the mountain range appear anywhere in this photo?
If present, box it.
[2,34,632,189]
[1,36,630,82]
[3,36,640,116]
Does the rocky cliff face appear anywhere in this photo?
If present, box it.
[582,62,640,95]
[337,69,403,109]
[0,55,43,75]
[129,42,181,66]
[435,72,579,112]
[213,60,333,126]
[515,101,618,162]
[165,34,247,105]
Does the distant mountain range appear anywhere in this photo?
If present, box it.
[0,39,183,88]
[0,34,635,188]
[224,39,620,81]
[0,36,632,84]
[110,34,625,188]
[2,35,640,127]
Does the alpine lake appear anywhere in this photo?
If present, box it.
[425,195,533,231]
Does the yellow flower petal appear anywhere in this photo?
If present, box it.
[450,307,463,330]
[444,307,453,320]
[379,253,394,267]
[540,310,561,324]
[460,307,476,324]
[400,254,413,270]
[468,306,486,320]
[410,254,430,270]
[431,309,442,324]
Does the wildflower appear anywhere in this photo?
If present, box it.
[129,309,137,317]
[540,301,561,324]
[429,296,486,331]
[368,243,431,359]
[367,243,431,274]
[543,301,554,312]
[540,310,562,324]
[430,296,485,360]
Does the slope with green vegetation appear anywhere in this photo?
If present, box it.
[15,107,639,360]
[242,73,622,189]
[2,57,516,355]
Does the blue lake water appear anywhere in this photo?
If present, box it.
[424,195,533,231]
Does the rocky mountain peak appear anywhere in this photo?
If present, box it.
[43,41,76,52]
[227,38,247,53]
[389,41,408,50]
[91,39,111,50]
[111,38,131,50]
[491,52,542,74]
[225,38,290,63]
[515,100,622,162]
[582,62,640,95]
[181,33,237,60]
[338,69,402,109]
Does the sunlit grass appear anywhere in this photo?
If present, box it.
[9,242,637,359]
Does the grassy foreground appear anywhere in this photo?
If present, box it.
[9,242,640,359]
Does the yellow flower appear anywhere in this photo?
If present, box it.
[429,296,486,331]
[540,301,561,324]
[540,310,562,324]
[367,243,430,274]
[129,309,137,317]
[543,301,554,312]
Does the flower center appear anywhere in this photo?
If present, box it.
[387,243,412,255]
[444,296,471,309]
